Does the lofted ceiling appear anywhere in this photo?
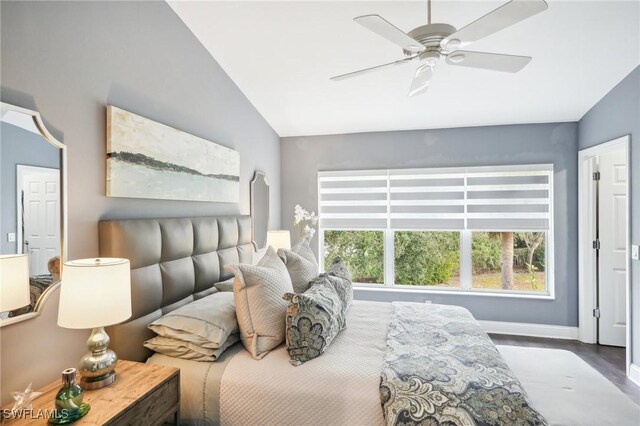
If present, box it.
[168,1,640,137]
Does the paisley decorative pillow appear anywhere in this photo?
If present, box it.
[278,236,319,293]
[283,280,345,366]
[321,257,353,314]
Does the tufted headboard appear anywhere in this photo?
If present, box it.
[98,216,254,362]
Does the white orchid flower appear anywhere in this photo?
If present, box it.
[293,204,319,236]
[309,211,319,225]
[303,225,316,238]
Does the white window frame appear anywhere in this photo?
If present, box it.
[318,165,555,299]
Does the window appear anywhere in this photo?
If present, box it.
[318,165,553,296]
[323,230,384,284]
[394,231,460,288]
[471,232,546,292]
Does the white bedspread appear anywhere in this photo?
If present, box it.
[148,301,639,426]
[148,300,390,426]
[148,343,243,426]
[220,300,390,426]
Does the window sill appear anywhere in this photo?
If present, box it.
[353,284,555,300]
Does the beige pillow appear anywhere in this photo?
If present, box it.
[225,247,293,359]
[144,334,239,362]
[148,292,238,349]
[278,237,319,293]
[216,249,266,293]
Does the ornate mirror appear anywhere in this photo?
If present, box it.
[0,102,67,326]
[250,171,269,249]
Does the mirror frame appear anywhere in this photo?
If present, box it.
[0,102,68,327]
[250,171,269,249]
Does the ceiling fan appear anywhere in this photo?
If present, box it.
[331,0,548,96]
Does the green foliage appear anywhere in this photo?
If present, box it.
[532,240,545,269]
[515,232,546,270]
[323,231,384,283]
[394,231,459,285]
[323,230,546,286]
[471,233,502,273]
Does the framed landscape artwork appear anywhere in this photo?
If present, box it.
[106,106,240,202]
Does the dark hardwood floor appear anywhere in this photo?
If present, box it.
[490,334,640,404]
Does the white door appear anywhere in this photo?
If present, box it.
[597,146,627,347]
[18,166,60,276]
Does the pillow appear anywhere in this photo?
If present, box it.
[148,292,238,349]
[144,333,240,362]
[224,246,294,359]
[284,280,345,366]
[322,257,353,314]
[278,236,319,293]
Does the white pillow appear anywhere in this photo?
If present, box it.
[148,292,238,349]
[278,237,319,293]
[225,247,293,359]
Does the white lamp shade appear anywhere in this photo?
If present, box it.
[266,230,291,251]
[58,258,132,329]
[0,254,30,312]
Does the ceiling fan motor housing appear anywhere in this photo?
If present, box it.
[403,23,457,56]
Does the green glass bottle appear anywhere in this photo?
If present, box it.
[49,368,90,424]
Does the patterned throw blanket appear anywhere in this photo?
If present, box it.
[380,302,548,426]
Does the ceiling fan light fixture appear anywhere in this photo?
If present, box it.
[333,0,548,90]
[448,53,466,64]
[405,45,424,53]
[444,38,461,50]
[419,50,440,64]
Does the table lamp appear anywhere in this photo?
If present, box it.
[58,258,131,390]
[266,230,291,251]
[0,254,30,312]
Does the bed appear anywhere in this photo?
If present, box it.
[99,215,546,426]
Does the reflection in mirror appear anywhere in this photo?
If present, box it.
[0,103,65,325]
[251,171,269,249]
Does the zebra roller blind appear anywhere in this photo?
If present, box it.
[318,164,553,231]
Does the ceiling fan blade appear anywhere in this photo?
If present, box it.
[331,56,417,81]
[354,15,425,53]
[441,0,548,50]
[446,50,531,73]
[408,63,435,97]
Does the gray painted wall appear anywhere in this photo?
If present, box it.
[1,122,60,254]
[0,1,280,404]
[578,66,639,365]
[281,122,578,327]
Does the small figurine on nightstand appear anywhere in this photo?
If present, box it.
[48,368,90,424]
[10,383,42,414]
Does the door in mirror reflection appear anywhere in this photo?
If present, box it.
[18,165,61,275]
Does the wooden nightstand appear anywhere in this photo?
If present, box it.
[2,360,180,425]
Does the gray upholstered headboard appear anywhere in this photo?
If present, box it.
[98,216,254,362]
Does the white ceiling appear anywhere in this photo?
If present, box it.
[169,1,640,137]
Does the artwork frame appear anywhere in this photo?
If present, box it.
[106,106,240,202]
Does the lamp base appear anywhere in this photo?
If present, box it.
[80,371,116,390]
[78,327,119,390]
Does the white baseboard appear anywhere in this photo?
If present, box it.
[629,363,640,387]
[480,320,579,340]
